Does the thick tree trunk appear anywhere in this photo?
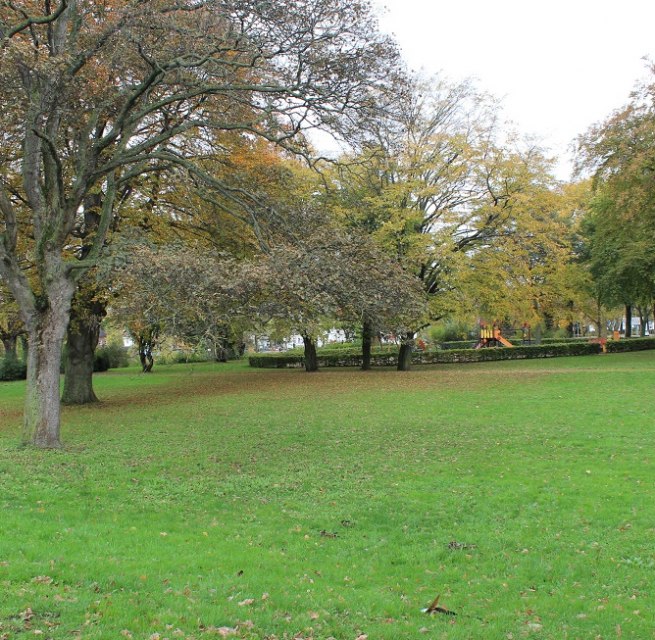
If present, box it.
[139,346,154,372]
[397,334,414,372]
[1,336,17,361]
[22,296,73,448]
[625,304,632,338]
[361,318,372,371]
[62,281,106,404]
[302,334,319,372]
[61,311,101,405]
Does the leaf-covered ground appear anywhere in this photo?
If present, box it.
[1,354,654,639]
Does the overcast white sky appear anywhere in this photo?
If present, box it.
[372,0,655,179]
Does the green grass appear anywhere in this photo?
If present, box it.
[1,354,654,639]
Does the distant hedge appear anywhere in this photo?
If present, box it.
[249,341,605,368]
[438,340,478,350]
[605,337,655,353]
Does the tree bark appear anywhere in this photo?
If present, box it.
[625,304,632,338]
[135,326,158,372]
[139,343,154,372]
[302,334,319,372]
[361,317,372,371]
[61,307,101,405]
[397,334,414,371]
[22,285,74,448]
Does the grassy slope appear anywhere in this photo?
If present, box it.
[0,354,654,639]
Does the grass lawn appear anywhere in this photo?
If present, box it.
[1,353,654,639]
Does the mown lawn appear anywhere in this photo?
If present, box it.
[1,353,654,639]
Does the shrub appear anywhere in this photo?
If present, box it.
[438,340,478,350]
[93,351,111,372]
[248,353,304,368]
[93,341,131,372]
[0,357,27,381]
[606,337,655,353]
[429,321,473,343]
[97,341,131,368]
[249,342,604,368]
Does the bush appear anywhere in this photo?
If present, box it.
[97,341,131,368]
[93,351,111,372]
[93,341,131,372]
[606,337,655,353]
[0,357,27,381]
[249,353,305,368]
[249,342,604,369]
[315,341,360,352]
[429,321,473,343]
[438,340,478,350]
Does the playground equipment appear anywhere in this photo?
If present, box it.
[475,322,513,349]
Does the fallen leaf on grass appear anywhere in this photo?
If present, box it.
[238,598,255,606]
[447,541,476,550]
[421,595,457,616]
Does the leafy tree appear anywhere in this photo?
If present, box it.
[257,216,426,372]
[108,241,261,371]
[576,68,655,337]
[0,0,400,446]
[331,78,551,368]
[455,171,585,334]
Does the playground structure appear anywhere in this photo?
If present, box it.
[475,322,514,349]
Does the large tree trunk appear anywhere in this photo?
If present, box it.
[302,334,319,372]
[361,317,372,371]
[135,326,158,372]
[625,304,632,338]
[397,334,414,372]
[62,278,106,404]
[61,310,101,405]
[139,343,154,372]
[22,285,74,448]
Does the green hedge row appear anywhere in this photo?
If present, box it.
[438,340,478,349]
[605,337,655,352]
[249,341,605,368]
[540,336,654,345]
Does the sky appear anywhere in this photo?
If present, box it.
[371,0,655,179]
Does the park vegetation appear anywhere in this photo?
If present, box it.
[1,3,655,449]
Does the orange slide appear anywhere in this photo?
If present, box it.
[493,327,513,347]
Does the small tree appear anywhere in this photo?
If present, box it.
[257,220,426,372]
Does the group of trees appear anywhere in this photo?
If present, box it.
[576,68,655,337]
[1,2,655,449]
[0,0,401,447]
